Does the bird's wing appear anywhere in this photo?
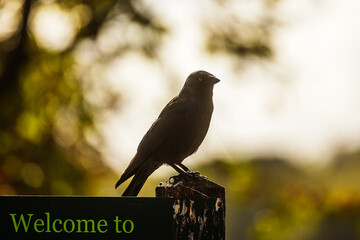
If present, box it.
[137,96,189,157]
[116,97,189,187]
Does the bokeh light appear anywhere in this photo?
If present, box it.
[1,0,360,239]
[29,3,77,52]
[0,0,24,43]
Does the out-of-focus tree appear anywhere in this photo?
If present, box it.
[198,156,360,240]
[0,0,279,196]
[205,0,278,61]
[0,0,165,195]
[1,0,360,239]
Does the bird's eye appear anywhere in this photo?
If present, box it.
[198,78,203,82]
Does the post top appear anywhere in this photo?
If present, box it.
[155,173,225,200]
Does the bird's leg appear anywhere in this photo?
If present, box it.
[169,163,187,175]
[178,163,190,172]
[170,163,199,180]
[169,163,197,180]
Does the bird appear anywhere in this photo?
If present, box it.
[115,70,220,196]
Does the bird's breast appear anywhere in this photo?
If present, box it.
[159,99,213,162]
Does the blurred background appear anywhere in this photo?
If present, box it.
[1,0,360,239]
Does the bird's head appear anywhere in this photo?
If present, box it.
[180,70,220,98]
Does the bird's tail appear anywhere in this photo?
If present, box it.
[115,153,141,190]
[122,164,158,196]
[122,171,149,196]
[115,176,127,190]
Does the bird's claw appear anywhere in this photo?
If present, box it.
[169,171,200,183]
[188,170,200,175]
[183,170,200,179]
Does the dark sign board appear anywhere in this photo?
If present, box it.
[0,196,174,240]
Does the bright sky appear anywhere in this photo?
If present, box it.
[103,0,359,172]
[28,0,360,173]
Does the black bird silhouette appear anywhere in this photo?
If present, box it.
[115,70,220,196]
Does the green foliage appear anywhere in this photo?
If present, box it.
[1,1,359,239]
[0,0,165,195]
[197,153,360,240]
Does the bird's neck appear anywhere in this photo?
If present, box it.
[179,86,214,102]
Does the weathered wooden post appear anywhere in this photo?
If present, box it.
[156,173,225,240]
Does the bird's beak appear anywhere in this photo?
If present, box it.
[212,77,220,84]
